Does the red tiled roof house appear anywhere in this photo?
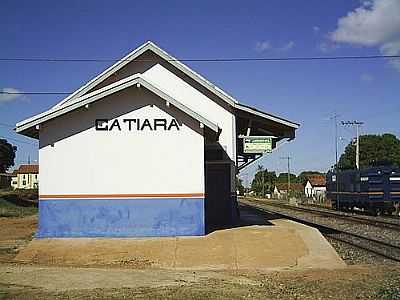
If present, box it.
[11,164,39,189]
[304,175,326,198]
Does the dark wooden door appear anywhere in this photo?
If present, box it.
[205,163,232,232]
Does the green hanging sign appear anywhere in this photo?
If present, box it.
[243,136,273,154]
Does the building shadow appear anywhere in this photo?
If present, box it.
[2,193,38,207]
[206,202,281,234]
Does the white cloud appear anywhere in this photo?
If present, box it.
[380,40,400,71]
[313,26,320,33]
[255,41,271,52]
[360,73,374,82]
[279,41,295,51]
[0,88,23,103]
[330,0,400,71]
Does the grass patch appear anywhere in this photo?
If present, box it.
[0,191,38,217]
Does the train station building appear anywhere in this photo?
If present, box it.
[16,41,299,237]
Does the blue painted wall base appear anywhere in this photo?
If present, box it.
[38,198,205,237]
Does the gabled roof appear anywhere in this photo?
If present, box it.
[17,164,39,174]
[16,74,220,137]
[306,175,326,187]
[16,41,299,138]
[52,41,299,130]
[275,183,304,191]
[53,41,238,109]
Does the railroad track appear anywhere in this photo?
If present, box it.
[240,201,400,263]
[244,197,400,231]
[300,201,400,224]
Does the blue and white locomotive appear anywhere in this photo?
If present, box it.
[326,166,400,215]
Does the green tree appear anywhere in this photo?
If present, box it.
[251,165,265,196]
[251,166,277,196]
[276,172,297,183]
[297,171,325,184]
[236,176,245,195]
[338,134,400,169]
[0,139,17,173]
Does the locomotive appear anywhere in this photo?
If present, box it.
[326,166,400,215]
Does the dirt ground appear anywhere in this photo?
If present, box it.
[0,216,400,299]
[0,215,37,262]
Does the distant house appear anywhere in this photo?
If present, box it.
[11,165,39,189]
[304,175,326,198]
[273,183,304,199]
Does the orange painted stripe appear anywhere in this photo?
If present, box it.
[39,193,205,199]
[390,192,400,195]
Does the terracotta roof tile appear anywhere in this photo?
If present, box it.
[275,183,304,191]
[305,175,326,187]
[17,164,39,174]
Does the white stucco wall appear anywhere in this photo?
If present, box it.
[305,181,313,197]
[142,64,236,161]
[39,88,205,195]
[314,186,326,195]
[11,176,17,189]
[12,173,38,189]
[305,181,326,198]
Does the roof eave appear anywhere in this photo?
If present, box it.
[235,103,300,130]
[51,41,154,109]
[16,74,220,137]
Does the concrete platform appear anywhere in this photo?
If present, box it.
[15,206,345,271]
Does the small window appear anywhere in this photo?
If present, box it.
[22,180,26,185]
[23,174,26,179]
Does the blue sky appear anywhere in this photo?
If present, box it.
[1,0,399,182]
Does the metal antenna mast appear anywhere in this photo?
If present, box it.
[329,112,341,169]
[341,121,364,169]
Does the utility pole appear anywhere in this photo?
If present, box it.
[280,156,291,200]
[341,121,364,169]
[331,113,340,209]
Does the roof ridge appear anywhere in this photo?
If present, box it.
[51,41,241,111]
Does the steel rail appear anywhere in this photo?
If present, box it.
[240,201,400,263]
[245,198,400,231]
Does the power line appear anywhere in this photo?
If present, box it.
[0,122,14,128]
[0,55,399,63]
[0,91,69,95]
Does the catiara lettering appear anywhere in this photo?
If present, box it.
[95,118,181,131]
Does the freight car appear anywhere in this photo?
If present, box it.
[326,166,400,215]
